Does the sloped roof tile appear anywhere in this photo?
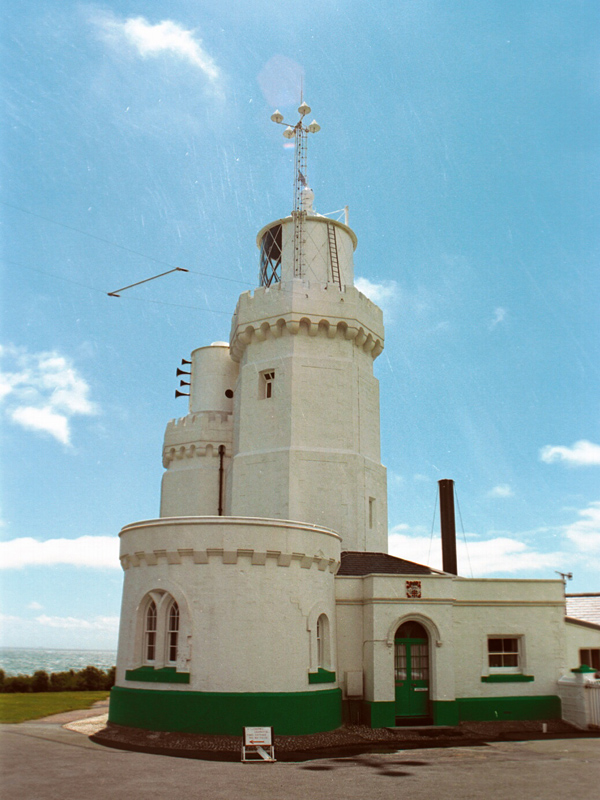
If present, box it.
[338,551,434,576]
[565,593,600,626]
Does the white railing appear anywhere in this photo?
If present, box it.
[587,681,600,729]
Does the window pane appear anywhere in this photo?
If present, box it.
[411,644,428,680]
[145,600,157,662]
[488,639,502,653]
[503,639,518,652]
[489,654,503,667]
[395,643,407,680]
[169,602,179,631]
[168,632,178,663]
[147,631,156,662]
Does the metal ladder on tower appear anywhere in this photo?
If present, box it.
[327,223,342,289]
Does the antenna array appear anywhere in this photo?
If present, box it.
[270,103,321,278]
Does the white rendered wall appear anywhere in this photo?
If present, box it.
[564,619,600,670]
[115,517,340,694]
[160,344,238,517]
[228,278,387,553]
[335,575,568,705]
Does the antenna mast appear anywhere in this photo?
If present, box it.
[270,102,321,278]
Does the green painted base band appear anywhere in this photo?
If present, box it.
[364,696,560,728]
[572,665,596,673]
[109,686,342,735]
[481,674,534,683]
[308,668,336,684]
[125,667,190,684]
[361,701,396,728]
[457,695,561,722]
[432,700,460,726]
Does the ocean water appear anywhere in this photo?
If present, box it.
[0,648,117,676]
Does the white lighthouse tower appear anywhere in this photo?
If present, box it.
[109,103,388,735]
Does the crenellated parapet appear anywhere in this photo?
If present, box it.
[162,412,233,468]
[230,281,384,362]
[119,517,341,574]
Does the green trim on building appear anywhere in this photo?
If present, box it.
[456,695,560,722]
[481,674,534,683]
[308,668,336,684]
[125,667,190,684]
[361,700,396,728]
[571,665,596,674]
[109,686,342,735]
[363,695,560,728]
[432,700,459,726]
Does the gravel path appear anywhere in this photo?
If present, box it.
[90,718,581,760]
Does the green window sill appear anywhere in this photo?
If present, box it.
[481,674,534,683]
[125,666,190,684]
[308,668,336,684]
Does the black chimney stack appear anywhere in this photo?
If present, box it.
[438,479,457,575]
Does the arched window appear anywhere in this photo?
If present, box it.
[145,601,157,662]
[167,601,179,664]
[316,614,330,669]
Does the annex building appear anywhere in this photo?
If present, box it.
[109,106,600,736]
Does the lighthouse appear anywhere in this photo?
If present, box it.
[109,102,388,735]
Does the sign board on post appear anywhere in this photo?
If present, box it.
[242,727,276,762]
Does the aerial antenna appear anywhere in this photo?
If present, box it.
[107,267,188,297]
[555,570,573,590]
[270,102,321,278]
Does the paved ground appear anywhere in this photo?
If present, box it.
[1,708,599,800]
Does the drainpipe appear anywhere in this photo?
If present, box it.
[438,479,457,575]
[218,445,225,516]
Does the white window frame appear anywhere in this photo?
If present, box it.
[260,369,275,399]
[166,601,180,665]
[316,614,330,670]
[144,600,158,664]
[138,591,186,670]
[487,635,523,674]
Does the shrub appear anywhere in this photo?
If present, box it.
[0,665,116,693]
[76,666,106,691]
[3,675,33,693]
[31,670,50,693]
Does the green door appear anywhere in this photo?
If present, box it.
[394,634,430,719]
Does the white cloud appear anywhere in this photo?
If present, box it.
[10,406,70,445]
[388,528,563,577]
[489,307,507,329]
[0,345,97,445]
[93,13,220,83]
[355,277,399,310]
[488,484,514,498]
[540,440,600,467]
[35,615,119,632]
[564,501,600,555]
[0,536,120,570]
[26,602,43,610]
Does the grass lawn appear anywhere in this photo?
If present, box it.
[0,691,110,724]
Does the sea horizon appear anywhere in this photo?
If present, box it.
[0,646,117,676]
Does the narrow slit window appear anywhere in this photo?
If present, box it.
[368,497,375,529]
[145,601,157,663]
[167,602,179,664]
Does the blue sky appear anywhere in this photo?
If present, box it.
[1,1,598,649]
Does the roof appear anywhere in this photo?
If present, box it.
[565,593,600,627]
[338,551,435,577]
